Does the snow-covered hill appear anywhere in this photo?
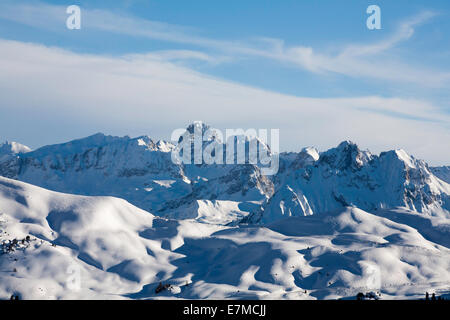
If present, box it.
[0,129,449,226]
[1,176,449,300]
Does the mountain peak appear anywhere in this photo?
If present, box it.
[336,140,357,149]
[135,135,155,148]
[289,147,319,169]
[182,121,225,144]
[378,149,421,170]
[0,141,32,156]
[185,121,210,134]
[155,140,175,152]
[24,133,137,158]
[301,147,319,161]
[320,141,372,170]
[394,149,416,168]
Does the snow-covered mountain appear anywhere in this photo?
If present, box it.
[0,141,31,156]
[0,141,31,161]
[1,126,449,300]
[0,129,448,225]
[1,176,449,300]
[0,125,274,225]
[249,141,450,223]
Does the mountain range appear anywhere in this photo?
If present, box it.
[0,123,449,299]
[0,124,448,225]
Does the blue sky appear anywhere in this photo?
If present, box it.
[0,0,449,164]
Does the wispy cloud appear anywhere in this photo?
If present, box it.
[271,12,450,87]
[0,1,449,87]
[136,50,232,66]
[340,11,437,57]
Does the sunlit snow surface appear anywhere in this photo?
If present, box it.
[1,177,449,300]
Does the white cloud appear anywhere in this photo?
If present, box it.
[340,11,437,57]
[1,2,449,87]
[267,11,450,87]
[0,39,449,165]
[134,50,232,66]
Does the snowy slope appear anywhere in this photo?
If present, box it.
[431,166,450,184]
[1,177,449,300]
[0,176,220,299]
